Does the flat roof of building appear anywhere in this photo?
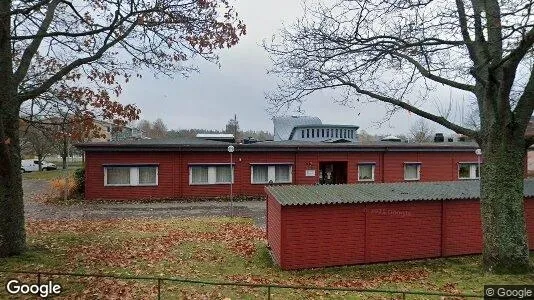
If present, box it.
[76,137,479,152]
[266,179,534,206]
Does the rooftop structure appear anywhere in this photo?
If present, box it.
[196,133,235,143]
[381,135,402,142]
[273,116,322,141]
[272,115,359,142]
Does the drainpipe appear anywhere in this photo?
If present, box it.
[178,146,182,198]
[382,147,387,183]
[440,199,445,257]
[295,146,299,184]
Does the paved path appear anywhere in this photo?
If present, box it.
[23,179,266,227]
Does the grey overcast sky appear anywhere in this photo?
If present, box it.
[120,0,469,135]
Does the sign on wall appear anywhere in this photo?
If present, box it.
[305,169,316,177]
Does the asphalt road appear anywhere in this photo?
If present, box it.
[22,179,266,227]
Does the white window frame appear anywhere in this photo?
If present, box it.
[458,162,480,180]
[104,165,158,187]
[250,164,293,184]
[189,164,234,185]
[357,163,375,182]
[404,163,421,181]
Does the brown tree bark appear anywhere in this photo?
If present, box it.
[61,136,67,170]
[0,0,26,257]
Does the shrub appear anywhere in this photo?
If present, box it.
[74,167,85,195]
[49,177,77,201]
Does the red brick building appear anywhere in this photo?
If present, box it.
[77,138,486,201]
[265,181,534,270]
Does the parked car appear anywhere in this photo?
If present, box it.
[21,159,57,172]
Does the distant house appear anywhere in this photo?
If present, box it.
[92,120,143,142]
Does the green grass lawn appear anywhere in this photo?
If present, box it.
[21,164,82,180]
[0,217,532,299]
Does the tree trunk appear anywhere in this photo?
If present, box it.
[0,0,26,257]
[0,114,26,257]
[479,133,531,273]
[62,136,67,169]
[37,154,42,171]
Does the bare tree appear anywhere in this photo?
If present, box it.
[241,130,273,141]
[409,119,435,143]
[225,114,240,140]
[19,123,55,170]
[151,118,168,139]
[136,119,152,137]
[0,0,245,257]
[135,118,168,138]
[19,88,141,169]
[266,0,534,273]
[167,128,274,141]
[358,130,378,143]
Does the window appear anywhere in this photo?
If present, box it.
[189,165,234,185]
[106,167,130,185]
[312,128,315,138]
[251,164,292,184]
[191,166,209,184]
[343,130,347,138]
[301,130,304,139]
[321,129,325,138]
[458,163,480,179]
[252,165,268,183]
[275,165,291,182]
[358,164,375,181]
[306,129,310,138]
[138,166,158,185]
[335,129,339,138]
[215,165,233,183]
[326,129,330,138]
[104,165,158,186]
[404,163,421,181]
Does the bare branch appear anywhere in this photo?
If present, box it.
[514,66,534,129]
[9,0,51,16]
[13,0,61,87]
[391,51,475,92]
[332,75,477,137]
[18,22,138,102]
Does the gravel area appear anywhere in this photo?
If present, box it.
[23,179,266,227]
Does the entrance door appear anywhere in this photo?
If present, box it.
[319,161,348,184]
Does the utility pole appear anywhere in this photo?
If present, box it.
[227,145,235,217]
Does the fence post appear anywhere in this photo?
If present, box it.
[267,285,271,300]
[157,278,162,300]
